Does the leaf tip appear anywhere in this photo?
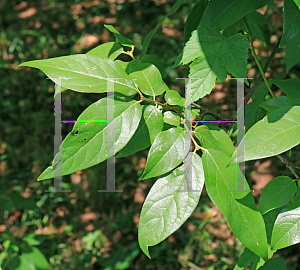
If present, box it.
[141,244,151,259]
[139,171,149,181]
[226,156,236,167]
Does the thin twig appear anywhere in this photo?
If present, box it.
[276,155,300,179]
[181,117,201,150]
[245,35,282,104]
[191,102,222,118]
[142,96,165,106]
[244,18,275,99]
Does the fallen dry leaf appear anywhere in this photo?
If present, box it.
[18,7,36,19]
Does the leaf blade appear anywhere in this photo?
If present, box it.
[259,96,299,112]
[203,149,268,259]
[128,62,168,97]
[38,98,142,180]
[199,0,273,31]
[270,79,300,103]
[229,106,300,164]
[104,25,134,47]
[139,127,190,180]
[19,54,138,96]
[138,152,204,258]
[116,105,163,158]
[140,0,186,57]
[184,0,209,42]
[271,200,300,250]
[285,33,300,73]
[163,111,181,126]
[176,25,249,103]
[280,0,300,46]
[258,176,297,215]
[195,125,235,157]
[165,90,184,106]
[86,42,124,60]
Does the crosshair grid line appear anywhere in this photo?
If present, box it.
[50,76,253,194]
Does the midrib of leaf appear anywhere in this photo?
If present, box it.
[206,150,261,245]
[140,69,155,96]
[34,60,138,91]
[287,7,300,34]
[146,154,196,238]
[203,1,238,28]
[228,37,242,73]
[144,106,158,127]
[55,101,140,169]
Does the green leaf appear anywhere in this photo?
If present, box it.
[221,20,245,38]
[195,125,235,157]
[245,84,269,128]
[11,256,35,270]
[38,98,142,180]
[294,0,300,6]
[246,12,271,45]
[229,106,300,165]
[270,79,300,103]
[271,199,300,250]
[286,33,300,73]
[263,208,282,244]
[202,149,269,259]
[233,248,258,270]
[86,42,124,60]
[140,55,167,78]
[116,105,163,158]
[184,0,209,42]
[280,0,300,47]
[191,109,199,120]
[163,111,180,126]
[22,233,48,246]
[139,127,190,180]
[258,257,287,270]
[115,60,131,72]
[58,42,124,93]
[250,257,265,270]
[140,0,186,57]
[104,25,134,47]
[293,186,300,203]
[259,96,299,112]
[165,90,184,106]
[177,25,249,104]
[202,115,219,128]
[10,192,37,210]
[259,176,297,215]
[138,152,204,258]
[19,55,138,96]
[199,0,273,31]
[20,247,49,270]
[128,61,168,97]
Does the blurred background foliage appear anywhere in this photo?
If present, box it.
[0,0,300,269]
